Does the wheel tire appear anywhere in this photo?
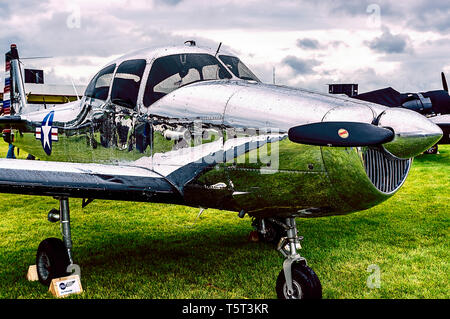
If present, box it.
[36,238,70,286]
[425,144,438,154]
[276,263,322,299]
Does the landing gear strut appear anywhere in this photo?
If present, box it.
[253,217,286,244]
[36,197,76,286]
[275,217,322,299]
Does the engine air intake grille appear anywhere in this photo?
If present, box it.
[363,148,411,194]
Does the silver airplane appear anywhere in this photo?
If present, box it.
[0,42,443,299]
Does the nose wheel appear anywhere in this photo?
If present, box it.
[276,263,322,299]
[274,217,322,299]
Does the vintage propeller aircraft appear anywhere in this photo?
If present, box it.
[0,42,443,299]
[353,73,450,154]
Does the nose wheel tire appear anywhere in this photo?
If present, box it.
[276,263,322,299]
[36,238,70,286]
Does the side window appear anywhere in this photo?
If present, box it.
[219,55,259,82]
[84,64,116,100]
[143,54,232,107]
[110,59,146,109]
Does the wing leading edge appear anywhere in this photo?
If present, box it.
[0,159,181,203]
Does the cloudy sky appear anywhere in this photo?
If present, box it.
[1,0,449,94]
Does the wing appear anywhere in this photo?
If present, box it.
[353,87,402,107]
[0,159,182,203]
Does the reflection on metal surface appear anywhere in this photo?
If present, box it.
[13,101,153,164]
[377,108,443,159]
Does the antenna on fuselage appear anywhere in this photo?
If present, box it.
[215,42,222,57]
[70,77,80,101]
[273,66,276,85]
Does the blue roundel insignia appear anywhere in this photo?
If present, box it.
[35,111,58,155]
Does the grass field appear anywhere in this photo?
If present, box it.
[0,143,448,299]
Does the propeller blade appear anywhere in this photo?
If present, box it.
[442,72,448,92]
[288,121,394,147]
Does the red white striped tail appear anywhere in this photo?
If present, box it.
[2,45,13,115]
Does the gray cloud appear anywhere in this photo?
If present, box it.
[0,0,448,93]
[0,2,10,19]
[407,1,450,33]
[296,38,322,50]
[366,28,410,54]
[156,0,183,6]
[282,56,321,75]
[328,0,399,17]
[296,38,347,51]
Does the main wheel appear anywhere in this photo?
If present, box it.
[254,218,285,244]
[276,263,322,299]
[36,238,70,286]
[425,144,438,154]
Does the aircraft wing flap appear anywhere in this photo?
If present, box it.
[0,159,181,203]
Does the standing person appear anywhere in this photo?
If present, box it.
[6,143,16,159]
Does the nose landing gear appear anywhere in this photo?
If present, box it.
[274,217,322,299]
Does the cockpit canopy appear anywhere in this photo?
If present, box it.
[84,49,258,109]
[143,53,232,107]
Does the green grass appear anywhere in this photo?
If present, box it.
[0,144,448,299]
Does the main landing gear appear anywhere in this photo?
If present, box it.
[256,217,322,299]
[36,197,76,286]
[424,144,438,154]
[252,217,287,244]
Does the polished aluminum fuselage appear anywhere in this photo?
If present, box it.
[11,46,442,218]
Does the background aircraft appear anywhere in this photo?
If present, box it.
[353,73,450,154]
[0,42,442,299]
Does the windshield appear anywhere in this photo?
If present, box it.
[85,64,116,101]
[110,59,147,108]
[143,53,232,107]
[219,55,259,82]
